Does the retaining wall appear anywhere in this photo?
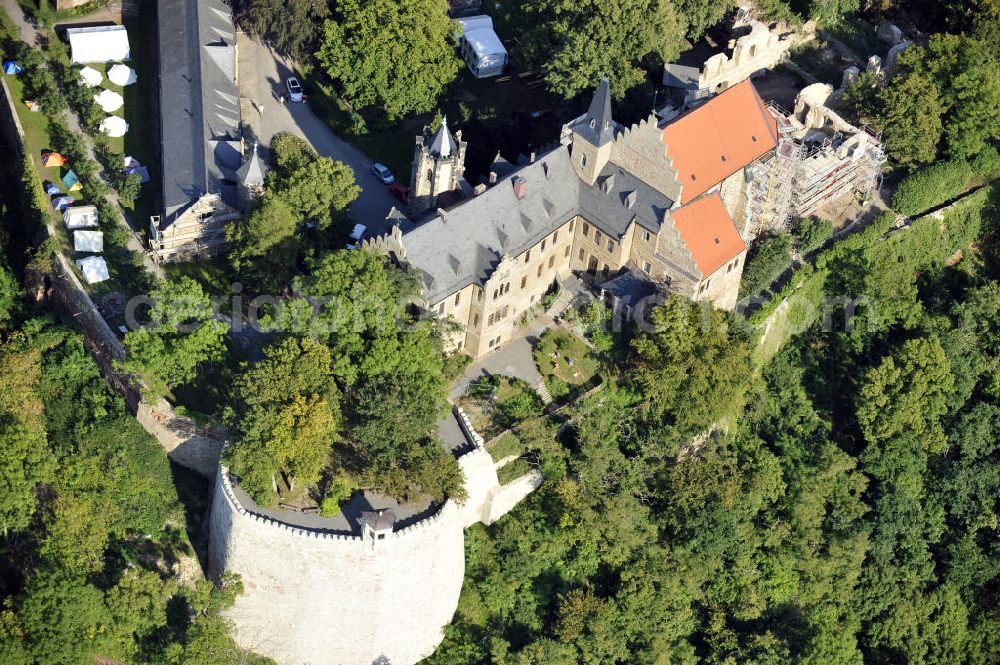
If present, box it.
[0,78,222,477]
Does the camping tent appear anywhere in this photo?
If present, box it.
[23,100,40,112]
[51,196,73,212]
[66,26,130,64]
[95,89,124,112]
[62,170,82,191]
[41,151,66,167]
[454,16,508,78]
[2,61,23,75]
[43,181,61,196]
[64,205,98,229]
[99,116,128,137]
[107,64,136,86]
[73,230,104,253]
[78,66,103,87]
[76,256,109,284]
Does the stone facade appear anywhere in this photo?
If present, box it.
[409,118,467,215]
[149,193,239,262]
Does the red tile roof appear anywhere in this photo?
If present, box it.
[671,192,747,277]
[662,80,779,203]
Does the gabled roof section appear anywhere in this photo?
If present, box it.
[669,192,746,277]
[662,80,778,203]
[574,77,615,147]
[156,0,241,223]
[428,116,459,157]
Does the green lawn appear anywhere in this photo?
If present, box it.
[533,327,600,402]
[497,457,533,485]
[458,375,545,439]
[163,257,235,297]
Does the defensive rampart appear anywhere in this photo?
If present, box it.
[209,468,466,665]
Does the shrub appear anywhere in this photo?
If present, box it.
[498,386,543,425]
[320,475,355,516]
[545,374,570,401]
[792,217,835,254]
[892,146,1000,216]
[739,232,793,297]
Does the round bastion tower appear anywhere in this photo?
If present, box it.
[208,408,544,665]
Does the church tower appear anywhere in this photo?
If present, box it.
[409,116,467,215]
[569,77,615,186]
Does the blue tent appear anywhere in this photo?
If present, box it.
[43,181,61,196]
[62,169,82,192]
[51,196,73,211]
[2,61,23,75]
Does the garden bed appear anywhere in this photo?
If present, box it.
[533,326,600,402]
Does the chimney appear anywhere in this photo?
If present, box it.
[529,151,536,163]
[474,183,487,196]
[512,176,527,200]
[488,170,498,185]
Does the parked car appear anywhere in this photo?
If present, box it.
[286,76,304,102]
[371,163,395,185]
[389,182,409,205]
[346,223,367,250]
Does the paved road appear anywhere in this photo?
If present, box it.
[237,33,401,235]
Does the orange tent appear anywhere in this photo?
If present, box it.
[41,152,67,167]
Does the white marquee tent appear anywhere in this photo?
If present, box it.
[73,230,104,253]
[66,25,130,64]
[76,256,110,284]
[107,64,137,86]
[78,66,103,87]
[95,89,124,112]
[64,205,99,230]
[454,16,508,78]
[99,115,129,137]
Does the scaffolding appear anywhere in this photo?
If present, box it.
[742,104,886,239]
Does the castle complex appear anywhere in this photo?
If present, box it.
[368,78,786,357]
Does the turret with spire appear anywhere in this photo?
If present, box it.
[569,77,617,185]
[409,115,468,216]
[236,140,267,213]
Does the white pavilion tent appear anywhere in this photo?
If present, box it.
[107,64,137,86]
[73,230,104,253]
[66,26,130,64]
[99,116,128,137]
[95,89,124,112]
[78,66,103,87]
[76,256,110,284]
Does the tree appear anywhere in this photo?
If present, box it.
[876,72,944,169]
[0,338,51,536]
[632,295,751,434]
[234,0,329,60]
[0,264,19,330]
[317,0,460,119]
[116,170,143,205]
[529,0,685,99]
[17,574,113,665]
[268,156,360,226]
[225,337,341,503]
[227,196,299,274]
[120,278,229,398]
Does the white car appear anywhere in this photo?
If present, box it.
[346,223,367,250]
[371,163,395,185]
[286,76,304,102]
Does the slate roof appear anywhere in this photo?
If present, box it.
[662,80,779,202]
[401,144,687,303]
[428,116,459,157]
[156,0,241,225]
[574,77,615,147]
[598,265,659,308]
[236,142,266,187]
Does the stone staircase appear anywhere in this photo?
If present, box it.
[534,380,553,405]
[547,274,586,318]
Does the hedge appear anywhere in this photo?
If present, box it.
[892,146,1000,216]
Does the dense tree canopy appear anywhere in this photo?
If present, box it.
[317,0,460,119]
[120,277,229,399]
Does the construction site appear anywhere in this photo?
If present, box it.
[741,86,886,239]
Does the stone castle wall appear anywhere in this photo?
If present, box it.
[208,468,466,665]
